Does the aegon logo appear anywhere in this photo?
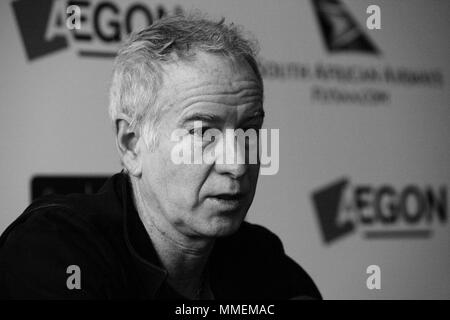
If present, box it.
[11,0,183,60]
[311,178,447,244]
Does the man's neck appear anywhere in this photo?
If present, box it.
[146,223,214,298]
[131,179,214,299]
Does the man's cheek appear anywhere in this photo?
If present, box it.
[248,165,260,183]
[165,164,196,195]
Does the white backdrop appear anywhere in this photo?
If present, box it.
[1,0,449,299]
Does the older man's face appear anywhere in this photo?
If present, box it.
[138,52,264,238]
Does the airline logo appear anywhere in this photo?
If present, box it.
[311,0,380,54]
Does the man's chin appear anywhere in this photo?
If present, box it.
[199,216,245,238]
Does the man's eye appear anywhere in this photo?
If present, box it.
[189,127,211,136]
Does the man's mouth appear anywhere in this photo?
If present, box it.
[213,193,245,201]
[207,193,246,210]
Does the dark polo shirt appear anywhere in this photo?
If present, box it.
[0,172,321,299]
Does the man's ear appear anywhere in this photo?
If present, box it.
[116,119,143,177]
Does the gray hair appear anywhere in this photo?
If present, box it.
[108,13,263,151]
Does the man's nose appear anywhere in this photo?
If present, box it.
[215,160,248,179]
[214,133,248,179]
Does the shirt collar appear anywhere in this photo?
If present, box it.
[115,171,169,298]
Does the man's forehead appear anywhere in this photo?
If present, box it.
[161,52,261,93]
[157,52,262,112]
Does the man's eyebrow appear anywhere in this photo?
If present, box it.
[242,110,265,121]
[177,112,223,126]
[178,110,265,126]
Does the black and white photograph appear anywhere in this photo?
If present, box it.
[0,0,448,310]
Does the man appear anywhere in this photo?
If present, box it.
[0,15,321,300]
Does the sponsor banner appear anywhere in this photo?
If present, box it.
[12,0,183,60]
[312,177,447,244]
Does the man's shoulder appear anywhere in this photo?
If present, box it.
[0,190,125,277]
[0,190,128,299]
[1,188,122,246]
[214,221,323,299]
